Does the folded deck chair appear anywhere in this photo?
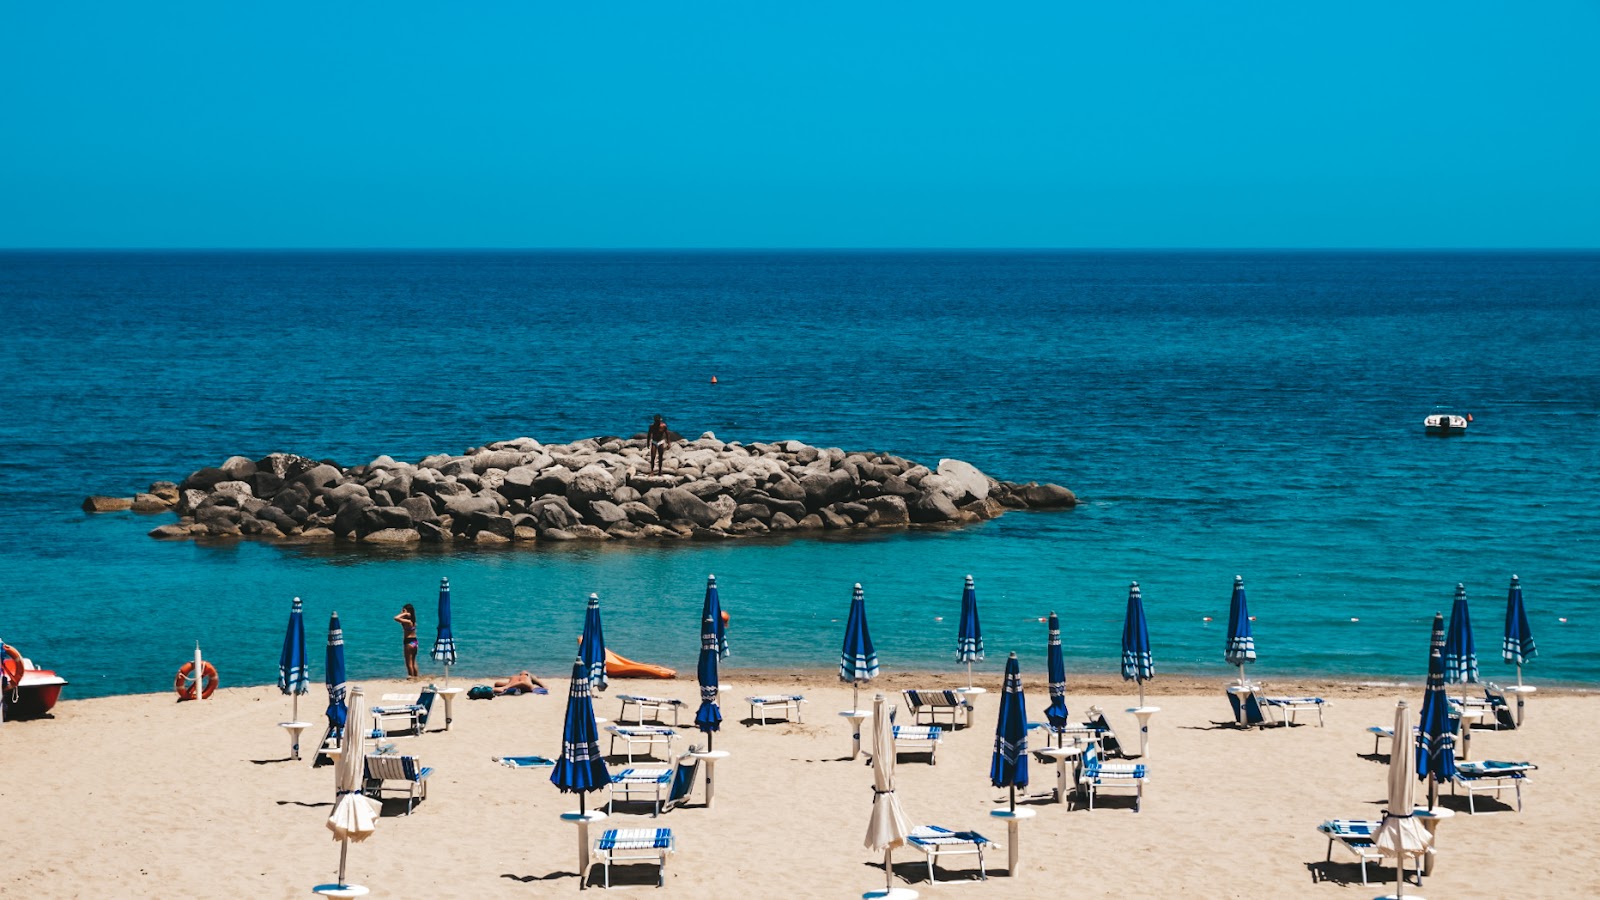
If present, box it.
[617,694,687,727]
[1227,686,1267,727]
[902,690,972,727]
[744,694,805,724]
[891,724,943,765]
[1079,743,1146,811]
[363,753,432,814]
[606,724,676,763]
[1082,708,1126,758]
[1452,759,1536,813]
[906,826,995,883]
[493,755,556,768]
[593,827,675,889]
[371,685,438,737]
[1481,684,1517,730]
[310,722,344,768]
[608,751,702,817]
[1317,819,1385,885]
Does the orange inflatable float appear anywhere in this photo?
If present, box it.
[604,648,676,679]
[174,660,219,700]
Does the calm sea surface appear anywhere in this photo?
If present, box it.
[1,250,1596,698]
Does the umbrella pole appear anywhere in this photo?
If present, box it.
[444,662,450,691]
[1138,681,1145,708]
[852,682,859,713]
[1517,663,1523,689]
[1238,664,1247,687]
[1009,784,1016,813]
[966,660,974,692]
[883,848,893,892]
[1428,774,1438,811]
[292,693,299,724]
[337,837,349,886]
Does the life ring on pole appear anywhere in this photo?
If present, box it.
[174,660,219,700]
[1,643,23,689]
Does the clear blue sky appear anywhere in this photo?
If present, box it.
[3,2,1597,248]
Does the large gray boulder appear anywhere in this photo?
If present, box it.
[569,466,617,504]
[500,466,539,501]
[1019,483,1078,508]
[658,488,719,528]
[909,491,960,523]
[936,459,990,503]
[582,499,630,529]
[442,492,502,519]
[533,465,575,497]
[800,469,855,511]
[860,494,910,526]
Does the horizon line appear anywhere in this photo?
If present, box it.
[4,246,1599,253]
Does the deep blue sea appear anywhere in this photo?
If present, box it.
[2,250,1596,698]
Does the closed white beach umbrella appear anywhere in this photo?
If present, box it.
[863,692,915,899]
[323,686,379,891]
[1374,699,1431,898]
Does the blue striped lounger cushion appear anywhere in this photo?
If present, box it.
[598,828,674,850]
[909,826,992,847]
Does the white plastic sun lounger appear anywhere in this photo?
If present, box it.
[892,725,943,765]
[1452,759,1536,813]
[616,694,687,727]
[593,827,675,888]
[1079,743,1146,811]
[906,825,996,883]
[1317,819,1384,885]
[605,724,676,763]
[744,694,805,724]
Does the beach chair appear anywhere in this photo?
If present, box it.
[592,827,675,889]
[617,694,687,727]
[1452,759,1536,813]
[363,753,432,814]
[606,724,676,763]
[1481,684,1517,730]
[901,690,972,728]
[1083,708,1127,758]
[1079,742,1146,811]
[310,723,344,768]
[493,755,555,768]
[892,724,944,765]
[906,825,996,883]
[1256,689,1329,727]
[744,694,805,724]
[371,685,438,737]
[1227,685,1267,727]
[608,750,702,817]
[1316,819,1385,885]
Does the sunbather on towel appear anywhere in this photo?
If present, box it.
[494,671,547,695]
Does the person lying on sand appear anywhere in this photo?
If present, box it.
[493,671,547,695]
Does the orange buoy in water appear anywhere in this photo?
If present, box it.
[720,610,729,626]
[710,375,718,384]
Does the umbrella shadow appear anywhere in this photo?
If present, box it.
[1181,721,1248,732]
[500,871,579,884]
[1357,751,1392,765]
[276,800,333,808]
[249,757,296,765]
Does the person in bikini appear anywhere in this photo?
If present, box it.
[647,414,670,474]
[493,671,547,695]
[394,603,419,678]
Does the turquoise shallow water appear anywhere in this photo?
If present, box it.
[1,250,1596,697]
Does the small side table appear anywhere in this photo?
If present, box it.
[561,809,608,891]
[1126,706,1161,758]
[435,688,464,731]
[1415,805,1455,876]
[840,710,871,759]
[1503,684,1536,726]
[956,686,987,727]
[1034,745,1081,804]
[279,721,312,760]
[988,807,1036,876]
[687,749,730,808]
[1454,708,1486,759]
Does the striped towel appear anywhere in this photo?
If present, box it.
[909,825,991,846]
[1086,762,1145,779]
[613,767,671,783]
[494,755,555,768]
[371,704,423,715]
[747,694,805,703]
[597,828,674,851]
[610,725,675,736]
[1457,760,1536,777]
[619,694,685,707]
[1320,819,1378,839]
[1265,696,1326,706]
[893,725,943,741]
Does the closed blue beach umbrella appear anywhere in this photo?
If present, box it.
[1443,583,1478,700]
[956,574,983,690]
[1416,639,1457,810]
[431,577,457,685]
[695,615,722,750]
[701,574,729,659]
[550,657,611,816]
[1121,582,1154,707]
[1224,575,1256,685]
[989,652,1029,812]
[1502,574,1537,686]
[325,611,348,736]
[839,583,879,713]
[279,597,310,724]
[1043,613,1068,741]
[579,593,608,693]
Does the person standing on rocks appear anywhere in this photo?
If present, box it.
[647,414,670,474]
[394,603,420,678]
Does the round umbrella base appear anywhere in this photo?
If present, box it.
[312,883,369,898]
[1375,895,1425,899]
[863,889,918,899]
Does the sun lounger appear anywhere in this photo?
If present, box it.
[1261,694,1329,727]
[606,724,676,763]
[1317,819,1385,885]
[1083,708,1126,757]
[892,724,944,765]
[744,694,805,724]
[493,755,556,768]
[1079,743,1146,811]
[617,694,687,727]
[371,685,438,737]
[906,825,995,883]
[1452,759,1536,813]
[608,751,702,817]
[363,753,432,814]
[593,827,675,889]
[1482,684,1517,730]
[902,690,972,728]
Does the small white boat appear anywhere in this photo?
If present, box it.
[1424,409,1469,435]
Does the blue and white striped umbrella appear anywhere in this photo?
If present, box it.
[956,574,983,662]
[701,574,729,660]
[1416,627,1457,809]
[1443,583,1478,690]
[324,611,347,734]
[1224,575,1256,684]
[549,657,611,813]
[579,592,608,692]
[839,583,879,712]
[695,614,722,750]
[1503,574,1537,681]
[1121,581,1154,706]
[1043,612,1069,734]
[431,577,457,668]
[989,652,1029,811]
[279,596,310,697]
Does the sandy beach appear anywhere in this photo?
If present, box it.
[3,672,1594,898]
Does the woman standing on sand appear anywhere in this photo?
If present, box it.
[394,603,419,678]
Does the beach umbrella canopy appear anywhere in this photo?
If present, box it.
[1416,642,1457,809]
[550,656,610,812]
[431,577,457,667]
[1224,575,1256,683]
[989,652,1030,810]
[279,596,310,697]
[325,686,379,889]
[579,593,608,692]
[701,574,729,659]
[324,612,347,733]
[1442,583,1478,687]
[695,614,722,749]
[863,692,912,896]
[1503,574,1537,679]
[1121,582,1154,706]
[840,583,879,711]
[1043,613,1068,733]
[956,574,983,664]
[1375,700,1432,893]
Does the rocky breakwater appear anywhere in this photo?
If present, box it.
[92,434,1076,546]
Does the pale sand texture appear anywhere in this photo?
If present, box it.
[2,672,1595,898]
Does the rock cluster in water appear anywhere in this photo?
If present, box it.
[87,434,1076,546]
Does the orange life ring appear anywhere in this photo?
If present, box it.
[174,660,219,700]
[1,643,23,689]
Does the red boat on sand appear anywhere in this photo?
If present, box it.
[2,652,68,720]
